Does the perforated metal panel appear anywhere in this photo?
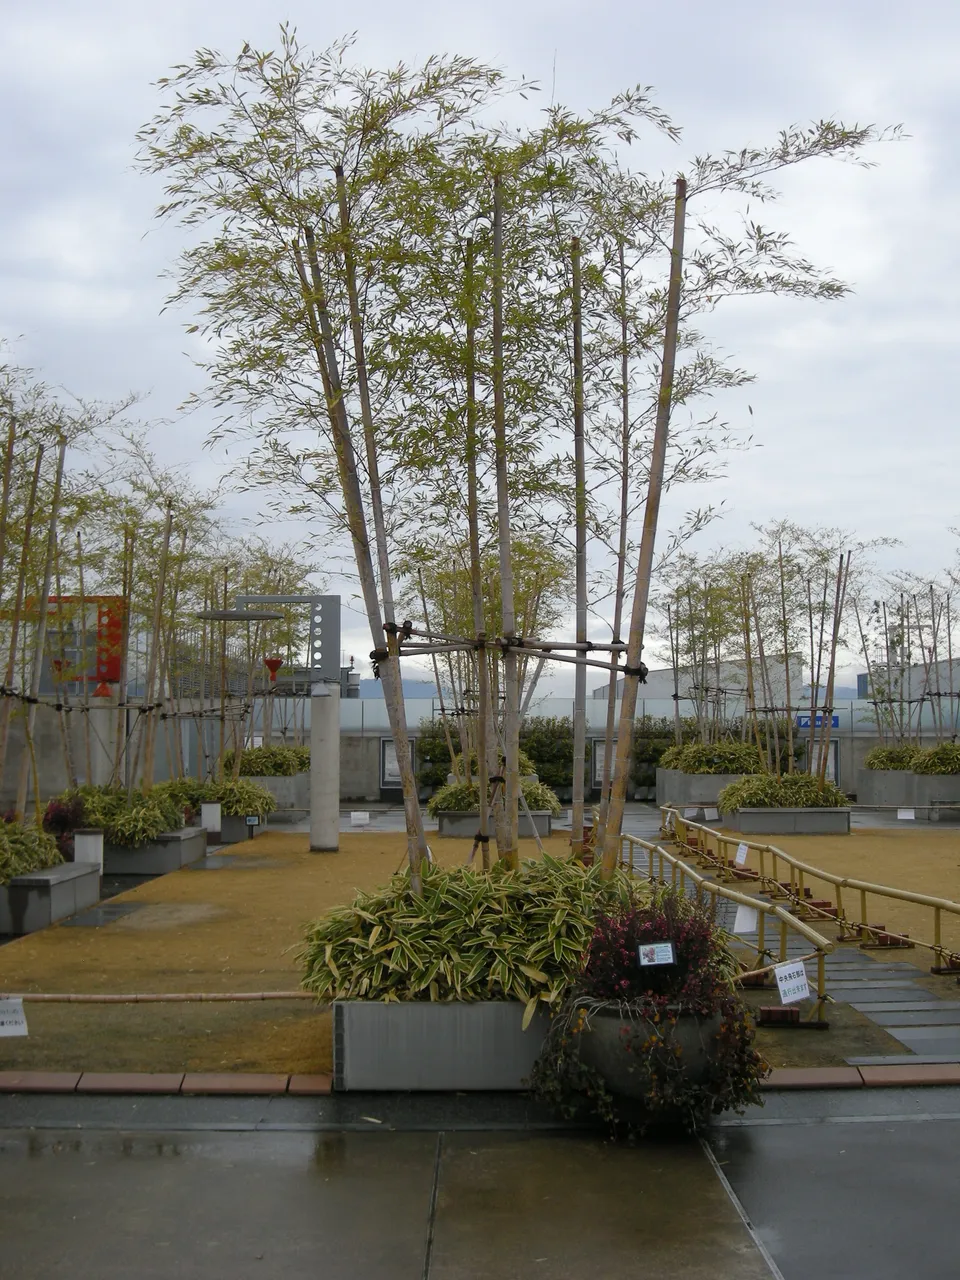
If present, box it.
[235,593,341,682]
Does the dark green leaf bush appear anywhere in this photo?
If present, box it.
[223,745,300,776]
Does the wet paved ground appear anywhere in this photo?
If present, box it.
[3,1088,960,1278]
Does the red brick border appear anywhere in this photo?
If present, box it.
[0,1066,957,1094]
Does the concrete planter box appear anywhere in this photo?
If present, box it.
[333,1000,550,1091]
[436,811,553,838]
[856,770,916,808]
[656,769,747,809]
[722,807,851,835]
[0,863,101,934]
[103,826,207,875]
[857,770,960,819]
[218,813,269,844]
[244,774,309,822]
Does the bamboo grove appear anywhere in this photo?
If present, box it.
[133,30,897,881]
[0,360,320,818]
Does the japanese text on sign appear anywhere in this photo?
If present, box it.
[0,998,28,1037]
[735,842,749,867]
[774,960,810,1005]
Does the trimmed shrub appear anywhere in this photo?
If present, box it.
[300,855,640,1004]
[0,818,62,885]
[52,785,185,849]
[206,778,277,818]
[913,744,960,775]
[223,745,300,776]
[718,773,847,811]
[427,777,562,817]
[863,745,920,771]
[659,742,765,775]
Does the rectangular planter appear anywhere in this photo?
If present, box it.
[218,814,268,845]
[103,826,207,875]
[656,769,746,808]
[722,807,851,835]
[855,771,960,819]
[0,863,101,935]
[436,811,552,838]
[244,774,309,822]
[333,1000,551,1091]
[855,770,916,808]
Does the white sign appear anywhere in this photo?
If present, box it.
[637,941,676,967]
[591,738,617,785]
[897,807,915,821]
[350,811,370,827]
[735,842,749,867]
[774,960,810,1005]
[0,998,28,1037]
[683,807,698,819]
[733,905,758,935]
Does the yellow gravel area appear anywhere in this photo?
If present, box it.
[0,830,569,1073]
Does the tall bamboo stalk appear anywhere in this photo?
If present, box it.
[595,246,632,846]
[295,229,427,883]
[570,237,588,855]
[491,176,521,867]
[0,445,44,785]
[16,438,67,816]
[777,541,795,771]
[52,537,77,788]
[138,503,174,790]
[75,532,93,785]
[816,553,850,787]
[602,176,687,870]
[0,413,18,592]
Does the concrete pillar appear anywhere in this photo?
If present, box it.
[73,828,103,872]
[310,681,340,851]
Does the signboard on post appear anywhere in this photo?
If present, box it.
[774,960,810,1005]
[735,842,749,867]
[591,738,617,787]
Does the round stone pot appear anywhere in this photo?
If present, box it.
[578,1005,723,1098]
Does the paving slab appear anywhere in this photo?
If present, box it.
[762,1067,862,1089]
[871,1009,960,1026]
[0,1071,80,1092]
[429,1132,772,1280]
[827,986,939,1002]
[848,1055,960,1066]
[710,1115,960,1278]
[859,1064,960,1086]
[0,1127,435,1280]
[78,1073,185,1094]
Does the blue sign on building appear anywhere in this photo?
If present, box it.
[796,714,840,729]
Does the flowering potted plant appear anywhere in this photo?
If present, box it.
[530,885,767,1134]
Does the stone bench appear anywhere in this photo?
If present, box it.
[0,863,101,935]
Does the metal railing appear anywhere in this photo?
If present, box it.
[661,807,960,972]
[619,831,834,1022]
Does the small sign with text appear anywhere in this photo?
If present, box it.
[637,941,676,968]
[0,998,28,1037]
[735,842,749,867]
[774,960,810,1005]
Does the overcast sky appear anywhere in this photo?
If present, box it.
[3,0,957,693]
